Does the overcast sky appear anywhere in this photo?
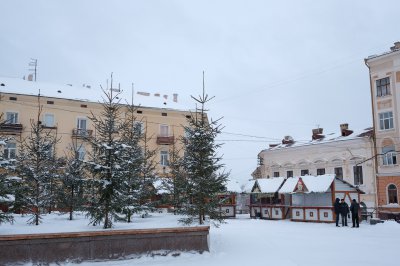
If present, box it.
[1,0,399,184]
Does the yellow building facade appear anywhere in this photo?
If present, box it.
[0,77,194,176]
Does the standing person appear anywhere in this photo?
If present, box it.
[350,199,360,228]
[340,199,349,227]
[334,198,341,227]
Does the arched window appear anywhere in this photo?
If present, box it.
[388,184,398,204]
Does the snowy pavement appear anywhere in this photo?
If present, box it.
[2,213,399,266]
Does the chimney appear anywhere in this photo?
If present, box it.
[390,42,400,51]
[312,128,324,140]
[340,123,353,137]
[282,135,294,145]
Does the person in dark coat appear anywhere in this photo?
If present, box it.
[340,199,349,226]
[350,199,360,228]
[334,198,341,227]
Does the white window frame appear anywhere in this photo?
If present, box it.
[6,111,18,124]
[4,142,17,159]
[76,146,86,160]
[133,121,144,134]
[379,111,394,130]
[382,145,397,166]
[387,184,398,204]
[376,77,391,97]
[160,124,169,137]
[44,113,55,127]
[77,117,87,130]
[353,165,363,185]
[160,150,169,166]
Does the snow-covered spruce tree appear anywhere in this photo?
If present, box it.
[16,99,60,225]
[0,114,15,224]
[119,104,145,222]
[180,77,229,225]
[160,142,188,215]
[136,124,158,216]
[85,79,131,229]
[56,141,87,220]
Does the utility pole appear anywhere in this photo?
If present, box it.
[29,58,38,81]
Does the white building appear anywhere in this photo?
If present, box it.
[253,124,376,209]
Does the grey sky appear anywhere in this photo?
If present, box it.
[1,0,399,183]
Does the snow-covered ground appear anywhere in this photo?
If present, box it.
[1,213,399,266]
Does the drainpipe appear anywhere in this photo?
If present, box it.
[364,59,379,218]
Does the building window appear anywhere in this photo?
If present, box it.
[76,146,85,160]
[382,145,397,165]
[376,77,390,97]
[287,170,293,178]
[301,169,309,176]
[379,111,394,130]
[317,168,325,175]
[160,124,169,137]
[160,150,169,166]
[44,114,55,127]
[4,143,16,159]
[6,112,18,124]
[133,121,143,134]
[353,165,363,185]
[273,172,279,177]
[334,167,343,180]
[388,184,398,204]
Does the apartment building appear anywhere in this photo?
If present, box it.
[0,77,194,176]
[365,42,400,219]
[252,125,376,209]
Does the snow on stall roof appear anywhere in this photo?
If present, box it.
[225,179,242,193]
[279,174,335,194]
[0,77,193,111]
[255,177,285,193]
[265,128,372,152]
[243,179,256,193]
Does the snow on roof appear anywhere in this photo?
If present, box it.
[279,174,335,194]
[225,179,242,193]
[254,177,285,193]
[265,128,372,152]
[0,77,194,111]
[0,194,15,203]
[243,180,256,193]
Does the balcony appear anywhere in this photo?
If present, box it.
[0,123,23,134]
[156,135,174,145]
[72,128,93,139]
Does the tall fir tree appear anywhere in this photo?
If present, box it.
[180,73,229,225]
[119,103,145,222]
[16,96,60,225]
[136,123,158,215]
[0,114,15,224]
[160,142,188,214]
[56,141,87,220]
[85,77,131,228]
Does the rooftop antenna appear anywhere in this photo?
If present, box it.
[29,58,38,81]
[131,82,135,105]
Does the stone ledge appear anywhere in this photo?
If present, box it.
[0,226,210,264]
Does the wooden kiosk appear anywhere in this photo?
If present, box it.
[279,174,364,223]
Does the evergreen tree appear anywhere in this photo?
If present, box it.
[180,74,229,225]
[85,77,131,228]
[0,114,15,224]
[119,104,145,222]
[136,125,158,215]
[57,141,87,220]
[16,99,60,225]
[160,142,188,214]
